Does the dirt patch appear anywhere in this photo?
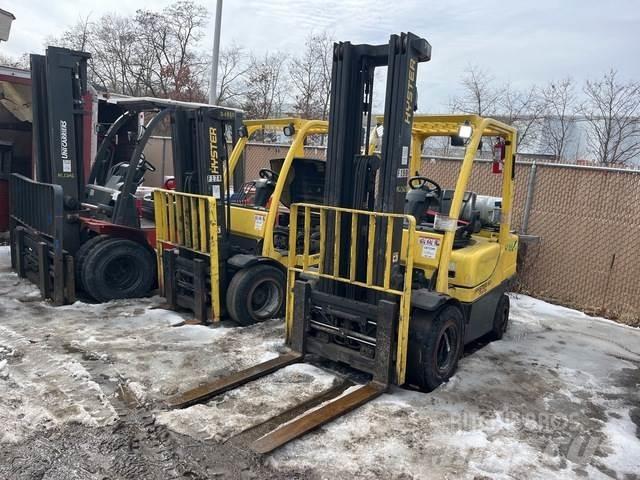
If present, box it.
[0,407,290,480]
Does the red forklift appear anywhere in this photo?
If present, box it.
[9,46,242,304]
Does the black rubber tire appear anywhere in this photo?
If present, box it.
[491,294,510,340]
[225,264,285,326]
[407,305,464,392]
[74,235,111,292]
[81,237,156,302]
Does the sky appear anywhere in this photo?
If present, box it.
[2,0,640,111]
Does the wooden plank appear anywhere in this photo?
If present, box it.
[167,352,303,409]
[251,382,387,454]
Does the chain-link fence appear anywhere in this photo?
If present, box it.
[416,154,640,324]
[242,143,640,325]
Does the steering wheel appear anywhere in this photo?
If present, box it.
[259,168,279,182]
[408,176,442,196]
[138,156,157,172]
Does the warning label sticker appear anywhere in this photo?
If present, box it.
[254,214,265,231]
[419,237,440,259]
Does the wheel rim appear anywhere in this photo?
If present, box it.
[436,325,458,373]
[247,278,282,320]
[104,255,139,291]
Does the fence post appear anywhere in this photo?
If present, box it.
[521,162,538,234]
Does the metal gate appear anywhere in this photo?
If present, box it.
[9,173,75,304]
[286,203,417,384]
[153,189,222,322]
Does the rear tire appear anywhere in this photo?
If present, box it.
[81,238,156,302]
[407,305,464,392]
[491,294,510,340]
[74,235,111,292]
[226,264,285,326]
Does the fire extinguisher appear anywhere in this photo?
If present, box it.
[492,138,506,174]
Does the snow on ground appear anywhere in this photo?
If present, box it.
[0,245,639,479]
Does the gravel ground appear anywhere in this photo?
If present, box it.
[0,245,638,479]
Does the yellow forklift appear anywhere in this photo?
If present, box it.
[167,32,518,453]
[153,118,328,324]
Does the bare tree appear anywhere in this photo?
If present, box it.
[289,32,332,120]
[215,42,249,107]
[581,70,640,166]
[135,1,209,101]
[290,36,322,119]
[89,14,143,95]
[499,83,545,149]
[242,51,288,119]
[44,15,92,51]
[48,1,209,101]
[0,52,29,69]
[540,78,577,161]
[312,32,333,121]
[451,65,500,116]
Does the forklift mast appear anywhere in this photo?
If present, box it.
[30,47,90,254]
[31,47,90,204]
[323,33,431,296]
[171,106,243,240]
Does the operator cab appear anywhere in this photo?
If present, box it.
[231,157,325,209]
[405,175,503,248]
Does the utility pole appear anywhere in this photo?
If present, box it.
[208,0,223,105]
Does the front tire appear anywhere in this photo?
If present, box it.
[81,238,156,302]
[407,305,464,392]
[75,235,111,292]
[491,294,510,340]
[226,264,285,326]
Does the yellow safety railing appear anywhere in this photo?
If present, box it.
[285,202,417,384]
[153,189,222,321]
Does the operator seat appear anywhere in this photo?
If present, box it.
[253,167,280,208]
[405,182,482,247]
[104,161,146,191]
[85,160,148,218]
[253,177,276,207]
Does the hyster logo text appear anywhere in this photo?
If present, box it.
[209,127,219,175]
[60,120,68,159]
[404,58,417,124]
